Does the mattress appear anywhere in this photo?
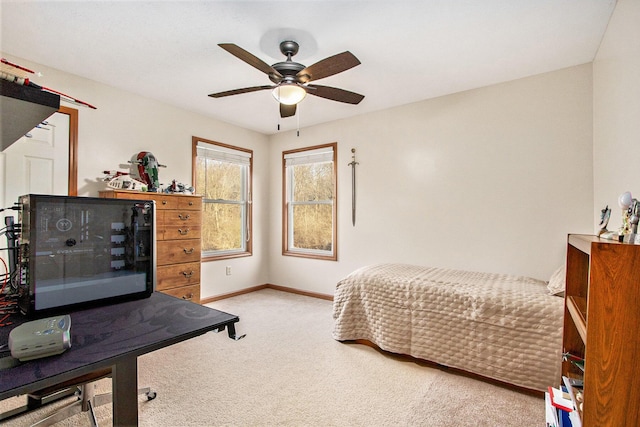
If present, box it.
[332,263,564,391]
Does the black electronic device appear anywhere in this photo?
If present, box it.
[16,194,156,316]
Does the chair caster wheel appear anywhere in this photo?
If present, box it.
[146,391,157,400]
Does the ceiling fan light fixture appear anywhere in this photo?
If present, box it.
[272,84,307,105]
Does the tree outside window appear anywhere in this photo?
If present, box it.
[193,137,252,260]
[283,143,337,260]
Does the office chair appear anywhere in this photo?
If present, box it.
[1,369,156,427]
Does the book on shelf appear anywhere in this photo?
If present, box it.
[564,376,583,388]
[548,386,573,413]
[565,408,581,427]
[545,391,559,427]
[562,376,583,427]
[558,407,572,427]
[559,408,582,427]
[545,380,583,427]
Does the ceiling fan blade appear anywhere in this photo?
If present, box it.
[208,85,273,98]
[280,103,297,118]
[296,51,361,83]
[218,43,283,80]
[306,84,365,105]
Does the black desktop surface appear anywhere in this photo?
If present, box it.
[0,291,239,398]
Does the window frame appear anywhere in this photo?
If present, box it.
[192,136,253,261]
[282,142,337,261]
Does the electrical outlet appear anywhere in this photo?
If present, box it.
[226,266,231,276]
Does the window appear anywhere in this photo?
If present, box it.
[283,143,337,260]
[193,137,252,260]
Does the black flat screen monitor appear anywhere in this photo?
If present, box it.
[17,194,156,316]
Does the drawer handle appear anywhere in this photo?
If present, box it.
[183,247,194,254]
[178,228,190,235]
[178,214,191,221]
[182,270,194,278]
[189,201,194,206]
[182,293,193,300]
[162,200,167,205]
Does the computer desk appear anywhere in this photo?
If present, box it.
[0,291,243,426]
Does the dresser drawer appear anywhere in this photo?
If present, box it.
[157,262,201,291]
[160,284,200,303]
[160,209,202,226]
[158,210,202,240]
[99,191,201,210]
[162,223,202,241]
[157,195,201,210]
[157,239,201,265]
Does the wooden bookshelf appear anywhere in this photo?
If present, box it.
[562,234,640,426]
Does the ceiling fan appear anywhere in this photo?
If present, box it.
[208,41,364,118]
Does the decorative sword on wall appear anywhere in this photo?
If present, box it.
[348,148,358,226]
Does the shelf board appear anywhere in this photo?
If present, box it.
[568,234,596,255]
[567,296,587,344]
[568,233,637,255]
[1,79,60,150]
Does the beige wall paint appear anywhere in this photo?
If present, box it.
[1,55,595,299]
[593,0,640,233]
[0,53,270,300]
[269,65,594,294]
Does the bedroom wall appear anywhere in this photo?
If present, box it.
[593,0,640,232]
[0,53,271,300]
[1,54,596,300]
[268,64,594,295]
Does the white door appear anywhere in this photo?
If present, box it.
[0,111,70,274]
[1,111,70,207]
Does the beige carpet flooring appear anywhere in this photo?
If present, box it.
[0,289,544,426]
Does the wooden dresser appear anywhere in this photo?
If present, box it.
[99,190,202,303]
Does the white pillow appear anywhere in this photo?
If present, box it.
[547,265,566,296]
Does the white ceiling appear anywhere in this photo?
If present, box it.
[0,1,616,135]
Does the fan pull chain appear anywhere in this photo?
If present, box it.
[296,105,300,137]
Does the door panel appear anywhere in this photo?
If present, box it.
[3,111,69,205]
[1,107,77,272]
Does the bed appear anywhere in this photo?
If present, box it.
[332,263,565,392]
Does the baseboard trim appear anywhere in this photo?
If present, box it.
[264,284,334,301]
[199,284,333,305]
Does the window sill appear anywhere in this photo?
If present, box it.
[202,251,252,262]
[282,250,337,261]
